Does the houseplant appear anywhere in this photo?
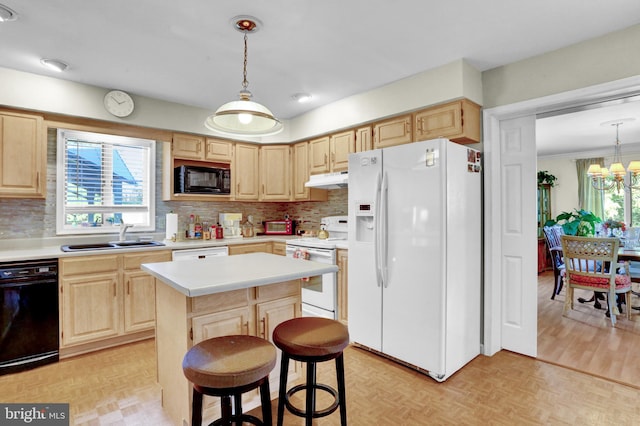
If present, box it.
[537,170,557,187]
[545,209,602,236]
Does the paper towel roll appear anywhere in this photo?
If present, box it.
[165,213,178,240]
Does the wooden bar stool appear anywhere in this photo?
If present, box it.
[182,335,277,426]
[273,317,349,426]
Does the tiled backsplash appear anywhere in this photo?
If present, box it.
[0,129,347,240]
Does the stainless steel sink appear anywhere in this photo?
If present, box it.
[61,241,165,252]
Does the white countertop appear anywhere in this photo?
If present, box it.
[141,252,339,297]
[0,235,290,262]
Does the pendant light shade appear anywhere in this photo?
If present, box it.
[204,90,283,136]
[205,16,283,137]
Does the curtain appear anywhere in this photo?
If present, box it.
[576,158,604,219]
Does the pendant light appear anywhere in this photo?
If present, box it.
[587,119,640,193]
[204,16,283,137]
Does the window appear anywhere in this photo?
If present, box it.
[56,129,155,235]
[601,178,640,227]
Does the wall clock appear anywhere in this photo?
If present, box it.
[103,90,135,117]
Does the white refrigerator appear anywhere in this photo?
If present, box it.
[347,138,481,382]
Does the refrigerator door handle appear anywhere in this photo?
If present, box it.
[374,171,383,288]
[380,171,389,287]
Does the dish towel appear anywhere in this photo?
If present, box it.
[293,248,310,282]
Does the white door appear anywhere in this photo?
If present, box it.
[381,140,445,372]
[496,116,538,356]
[348,149,384,351]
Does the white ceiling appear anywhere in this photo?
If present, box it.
[1,1,640,152]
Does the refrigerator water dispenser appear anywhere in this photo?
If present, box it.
[354,201,375,242]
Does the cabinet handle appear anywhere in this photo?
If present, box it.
[197,141,202,153]
[127,280,130,295]
[237,183,240,194]
[417,118,423,132]
[260,318,266,338]
[405,121,411,133]
[324,153,328,166]
[262,184,265,195]
[244,321,249,335]
[331,152,335,165]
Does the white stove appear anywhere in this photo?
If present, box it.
[286,216,348,249]
[285,215,347,319]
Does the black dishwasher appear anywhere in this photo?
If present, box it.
[0,258,59,375]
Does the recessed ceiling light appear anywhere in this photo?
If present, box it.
[40,58,69,72]
[0,3,18,22]
[292,93,312,103]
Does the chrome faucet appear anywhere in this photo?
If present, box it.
[119,223,134,242]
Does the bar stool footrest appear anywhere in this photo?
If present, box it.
[210,413,265,426]
[285,383,340,419]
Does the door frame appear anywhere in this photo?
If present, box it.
[482,75,640,356]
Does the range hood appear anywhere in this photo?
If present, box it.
[305,171,348,189]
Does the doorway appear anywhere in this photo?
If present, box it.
[482,75,640,358]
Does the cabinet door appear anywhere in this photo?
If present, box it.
[373,114,412,149]
[0,111,45,198]
[192,307,251,344]
[413,99,481,144]
[337,249,348,325]
[234,143,260,200]
[123,270,157,333]
[272,241,286,256]
[205,138,233,162]
[256,296,301,386]
[172,133,204,160]
[292,142,310,200]
[61,273,120,347]
[308,136,330,175]
[260,145,291,201]
[330,130,354,172]
[355,126,372,152]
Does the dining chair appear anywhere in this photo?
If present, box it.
[543,225,565,299]
[561,235,632,326]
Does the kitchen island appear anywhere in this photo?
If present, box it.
[141,252,338,426]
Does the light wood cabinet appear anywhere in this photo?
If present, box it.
[309,136,331,175]
[337,249,348,325]
[330,130,354,172]
[373,114,412,149]
[205,138,233,162]
[260,145,291,201]
[234,143,260,200]
[292,141,328,202]
[59,250,171,356]
[355,126,372,152]
[413,99,481,144]
[172,133,205,160]
[156,279,302,425]
[122,251,172,333]
[309,132,353,174]
[0,110,46,198]
[272,241,286,256]
[228,242,272,255]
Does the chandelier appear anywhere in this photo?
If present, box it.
[204,16,283,137]
[587,120,640,192]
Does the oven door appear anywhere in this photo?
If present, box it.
[286,245,336,315]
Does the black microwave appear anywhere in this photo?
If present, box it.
[174,165,231,194]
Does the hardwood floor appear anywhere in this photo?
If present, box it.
[2,280,640,425]
[537,270,640,389]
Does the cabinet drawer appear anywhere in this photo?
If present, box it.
[255,280,299,301]
[191,288,249,314]
[61,255,119,276]
[122,250,171,270]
